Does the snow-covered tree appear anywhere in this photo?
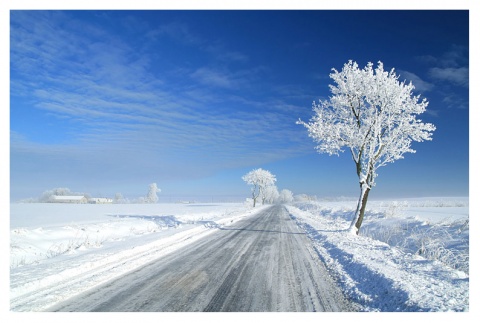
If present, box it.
[114,193,123,203]
[297,61,435,235]
[242,168,276,207]
[114,193,129,204]
[279,189,294,204]
[145,183,161,203]
[262,184,279,205]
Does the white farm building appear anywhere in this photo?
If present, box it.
[88,197,113,204]
[48,195,88,204]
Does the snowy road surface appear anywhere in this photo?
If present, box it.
[48,205,356,312]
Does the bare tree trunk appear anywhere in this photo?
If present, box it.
[349,183,370,235]
[354,186,370,234]
[252,185,258,207]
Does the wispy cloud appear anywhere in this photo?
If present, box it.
[397,70,434,93]
[10,11,311,190]
[411,45,469,113]
[191,67,235,88]
[441,94,469,110]
[417,45,469,88]
[418,45,468,68]
[204,43,250,63]
[146,21,202,46]
[428,67,468,88]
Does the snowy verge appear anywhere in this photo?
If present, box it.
[10,203,268,311]
[285,202,469,312]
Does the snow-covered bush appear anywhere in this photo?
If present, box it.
[362,216,469,274]
[405,220,469,273]
[384,201,409,218]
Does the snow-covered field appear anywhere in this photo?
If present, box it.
[8,197,470,313]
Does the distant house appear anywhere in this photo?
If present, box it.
[48,195,88,204]
[88,197,113,204]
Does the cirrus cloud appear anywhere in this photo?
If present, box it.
[428,67,468,87]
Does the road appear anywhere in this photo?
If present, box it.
[48,205,357,312]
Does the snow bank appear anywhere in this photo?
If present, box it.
[10,203,253,268]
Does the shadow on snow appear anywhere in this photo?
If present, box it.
[107,214,183,227]
[288,212,423,312]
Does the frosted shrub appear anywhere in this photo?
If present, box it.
[362,223,406,245]
[408,222,469,274]
[385,201,408,218]
[364,218,469,274]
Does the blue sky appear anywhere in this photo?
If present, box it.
[9,9,471,202]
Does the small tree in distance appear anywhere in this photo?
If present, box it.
[242,168,276,207]
[145,183,161,203]
[262,184,279,205]
[279,189,294,204]
[297,60,435,235]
